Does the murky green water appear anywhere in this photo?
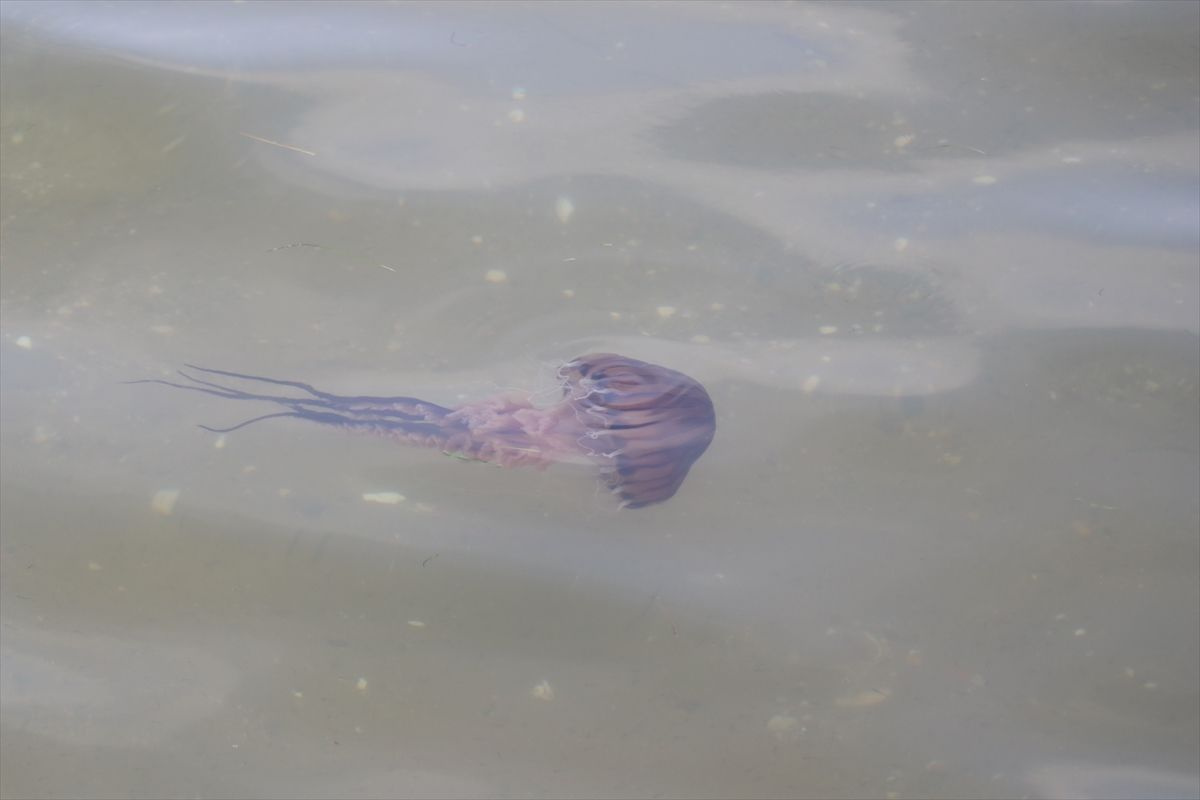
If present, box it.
[2,2,1197,798]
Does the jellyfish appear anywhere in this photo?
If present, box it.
[131,354,716,508]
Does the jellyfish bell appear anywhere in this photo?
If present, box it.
[130,353,716,509]
[558,353,717,508]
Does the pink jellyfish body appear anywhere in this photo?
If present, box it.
[134,354,716,508]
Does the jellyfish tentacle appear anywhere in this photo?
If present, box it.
[183,364,455,416]
[175,369,439,424]
[135,372,431,425]
[198,411,311,433]
[137,368,462,446]
[181,364,339,400]
[123,377,261,403]
[179,366,453,420]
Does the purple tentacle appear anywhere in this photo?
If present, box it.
[128,366,461,443]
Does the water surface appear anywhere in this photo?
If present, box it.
[1,2,1197,798]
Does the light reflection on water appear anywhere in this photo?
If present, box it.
[1,2,1197,798]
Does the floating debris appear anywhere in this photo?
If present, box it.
[151,488,181,515]
[555,196,575,224]
[835,688,891,708]
[15,335,32,349]
[238,131,315,156]
[362,491,405,505]
[531,679,555,701]
[766,714,799,739]
[484,269,509,284]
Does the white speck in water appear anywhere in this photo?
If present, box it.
[893,133,915,149]
[819,325,838,335]
[656,305,677,319]
[507,108,525,123]
[355,677,369,692]
[690,334,710,344]
[151,488,181,515]
[893,237,910,252]
[972,175,998,185]
[87,561,103,571]
[1074,628,1086,637]
[407,620,426,628]
[555,196,575,224]
[15,336,32,349]
[214,435,227,450]
[531,680,555,701]
[561,289,575,299]
[362,491,405,505]
[484,269,509,284]
[511,86,527,101]
[803,375,821,394]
